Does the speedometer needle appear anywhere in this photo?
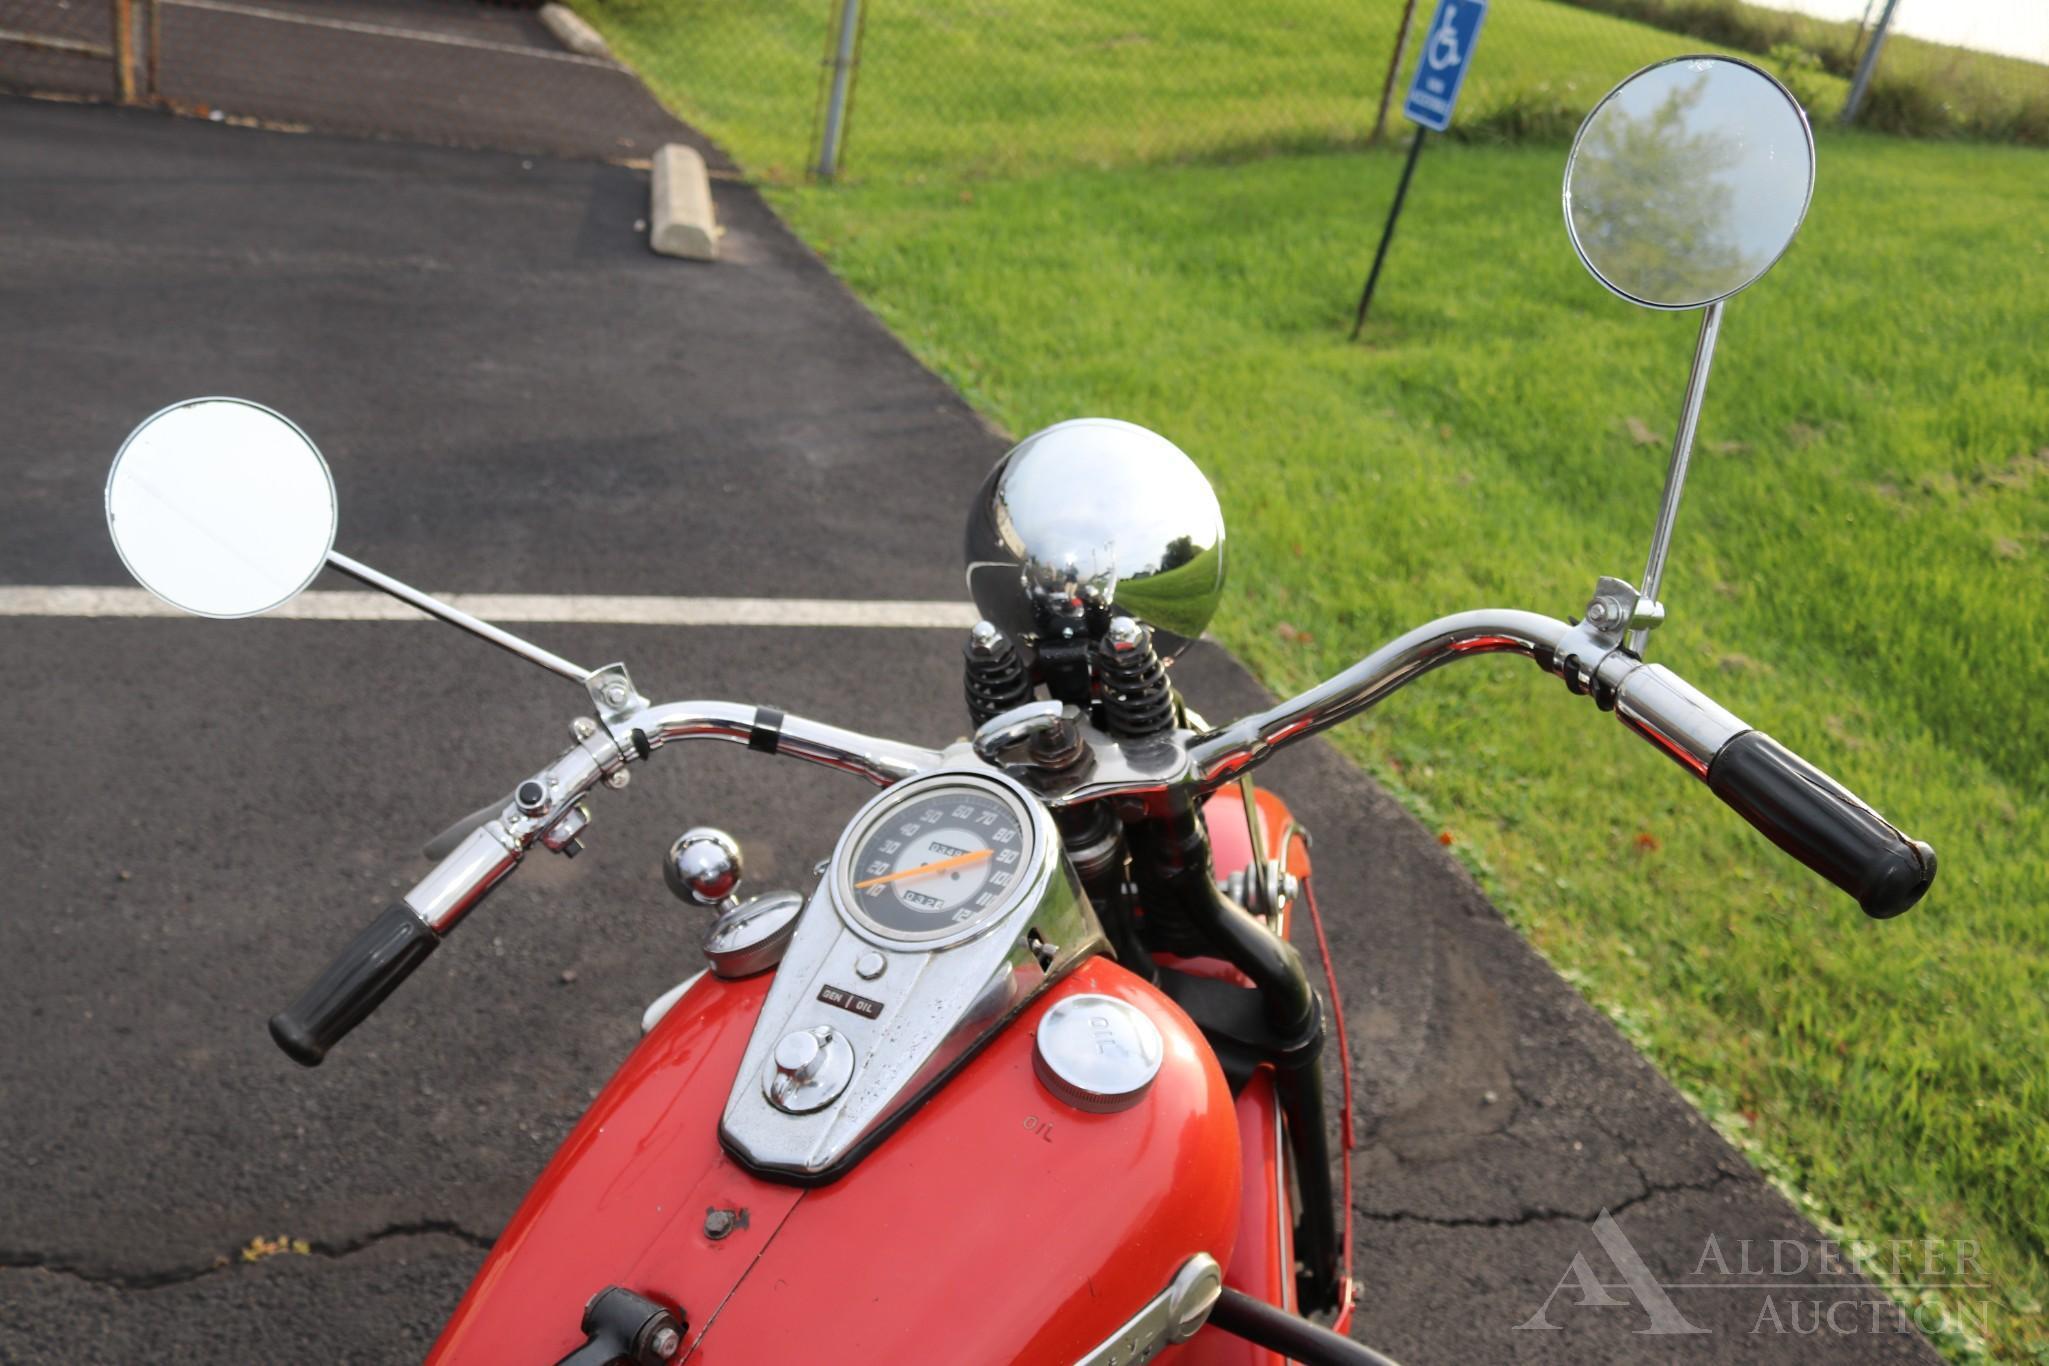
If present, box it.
[855,849,993,889]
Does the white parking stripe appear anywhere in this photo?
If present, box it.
[0,587,980,629]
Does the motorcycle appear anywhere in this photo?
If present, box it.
[101,56,1934,1366]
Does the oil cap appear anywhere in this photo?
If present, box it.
[1033,993,1163,1113]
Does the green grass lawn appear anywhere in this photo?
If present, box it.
[587,0,1844,179]
[583,2,2047,1358]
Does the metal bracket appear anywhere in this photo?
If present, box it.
[972,700,1090,776]
[1551,576,1639,693]
[554,1286,683,1366]
[585,662,649,729]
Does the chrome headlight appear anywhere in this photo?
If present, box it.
[963,418,1226,661]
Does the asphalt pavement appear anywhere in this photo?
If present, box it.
[2,0,693,162]
[0,97,1941,1364]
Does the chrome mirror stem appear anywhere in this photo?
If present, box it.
[325,550,595,685]
[1629,299,1723,656]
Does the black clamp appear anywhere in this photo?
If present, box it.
[554,1286,686,1366]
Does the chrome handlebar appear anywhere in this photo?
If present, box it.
[391,606,1785,936]
[397,702,944,937]
[280,598,1926,1065]
[1188,609,1577,784]
[399,599,1926,935]
[635,700,945,785]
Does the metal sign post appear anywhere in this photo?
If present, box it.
[1351,0,1487,338]
[1840,0,1901,125]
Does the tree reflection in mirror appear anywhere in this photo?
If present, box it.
[1565,56,1814,310]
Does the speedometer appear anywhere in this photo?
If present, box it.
[838,780,1033,943]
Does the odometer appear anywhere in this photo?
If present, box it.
[840,782,1032,943]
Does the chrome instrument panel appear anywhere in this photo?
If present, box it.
[720,764,1104,1181]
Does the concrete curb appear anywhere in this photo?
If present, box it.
[650,143,720,261]
[537,3,613,61]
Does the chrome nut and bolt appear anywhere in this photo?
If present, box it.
[1105,616,1146,648]
[966,619,1003,656]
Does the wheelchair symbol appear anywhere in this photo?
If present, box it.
[1428,4,1464,69]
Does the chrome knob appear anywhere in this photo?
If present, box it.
[774,1029,825,1081]
[764,1024,855,1114]
[664,827,742,907]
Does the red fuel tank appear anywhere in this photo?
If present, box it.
[429,955,1241,1364]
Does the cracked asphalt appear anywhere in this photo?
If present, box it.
[0,96,1942,1364]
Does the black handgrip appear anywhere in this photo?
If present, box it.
[1707,731,1936,919]
[269,903,441,1066]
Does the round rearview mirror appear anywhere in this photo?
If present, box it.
[1564,56,1814,310]
[105,398,337,618]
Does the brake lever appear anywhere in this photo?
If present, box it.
[423,795,513,860]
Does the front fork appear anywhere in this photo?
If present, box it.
[1071,781,1352,1326]
[1192,786,1349,1323]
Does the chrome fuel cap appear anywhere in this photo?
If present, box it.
[1033,993,1164,1113]
[765,1025,855,1114]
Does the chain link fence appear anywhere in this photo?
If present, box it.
[0,0,147,102]
[1,0,688,160]
[4,0,2042,172]
[579,0,2046,183]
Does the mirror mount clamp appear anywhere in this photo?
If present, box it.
[1548,576,1641,694]
[586,662,649,730]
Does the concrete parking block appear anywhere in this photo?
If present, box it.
[538,3,613,61]
[651,142,719,261]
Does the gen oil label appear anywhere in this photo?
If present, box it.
[817,984,884,1019]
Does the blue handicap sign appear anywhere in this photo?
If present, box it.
[1402,0,1488,132]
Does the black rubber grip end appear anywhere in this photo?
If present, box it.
[1708,732,1936,919]
[270,903,441,1066]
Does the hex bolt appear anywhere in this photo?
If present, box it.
[604,769,631,790]
[602,680,631,707]
[650,1324,682,1359]
[703,1208,737,1240]
[570,716,599,741]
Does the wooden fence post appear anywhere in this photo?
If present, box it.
[111,0,136,103]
